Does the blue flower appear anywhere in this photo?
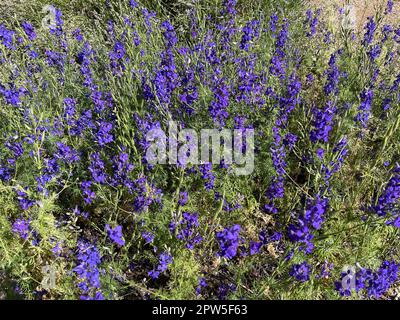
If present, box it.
[199,164,215,190]
[12,218,31,240]
[96,121,114,146]
[305,9,321,37]
[0,23,15,49]
[148,252,173,280]
[21,21,36,41]
[196,277,207,295]
[269,13,279,34]
[249,241,262,255]
[355,89,374,127]
[106,225,125,246]
[73,241,103,299]
[142,231,154,244]
[72,28,83,42]
[178,191,188,206]
[324,53,340,96]
[129,0,138,9]
[55,142,80,163]
[89,153,108,184]
[216,225,241,260]
[171,212,203,249]
[371,165,400,227]
[368,45,381,61]
[15,189,35,210]
[49,7,64,37]
[161,20,178,47]
[385,0,394,14]
[363,17,376,47]
[81,181,95,204]
[310,101,336,143]
[335,261,399,298]
[240,20,260,51]
[290,262,311,282]
[221,0,237,15]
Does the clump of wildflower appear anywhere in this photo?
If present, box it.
[310,101,336,143]
[106,225,125,246]
[335,261,399,298]
[385,0,394,15]
[196,277,207,295]
[371,165,400,227]
[289,262,311,282]
[73,241,104,300]
[216,224,241,259]
[178,191,188,206]
[15,189,35,210]
[81,181,95,204]
[142,231,154,244]
[170,212,203,249]
[355,89,374,127]
[21,21,36,41]
[363,17,376,47]
[217,282,237,300]
[0,23,15,49]
[148,252,173,280]
[305,9,321,37]
[12,218,31,240]
[240,19,260,51]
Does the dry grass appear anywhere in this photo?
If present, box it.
[2,0,25,20]
[307,0,400,30]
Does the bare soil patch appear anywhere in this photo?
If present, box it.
[307,0,400,30]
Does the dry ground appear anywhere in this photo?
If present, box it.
[307,0,400,30]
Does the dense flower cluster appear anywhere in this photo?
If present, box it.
[216,225,241,260]
[170,212,203,249]
[106,225,125,246]
[289,262,311,282]
[73,241,104,300]
[335,261,399,298]
[148,252,173,280]
[287,196,329,253]
[371,165,400,227]
[12,218,31,240]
